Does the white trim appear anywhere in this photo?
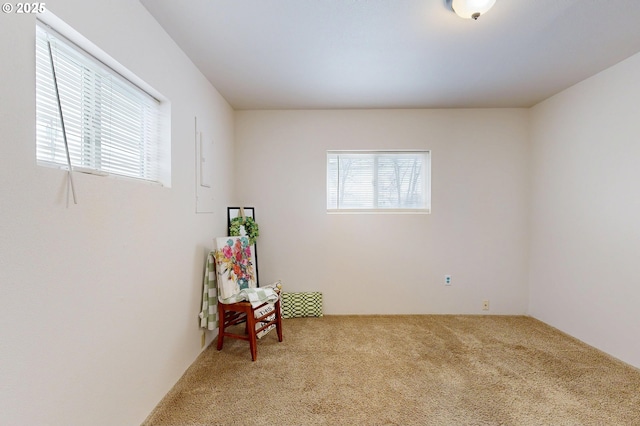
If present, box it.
[327,209,431,215]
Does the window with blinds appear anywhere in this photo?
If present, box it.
[327,150,431,213]
[35,21,165,184]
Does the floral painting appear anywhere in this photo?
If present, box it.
[214,236,256,300]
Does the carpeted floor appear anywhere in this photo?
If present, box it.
[142,315,640,425]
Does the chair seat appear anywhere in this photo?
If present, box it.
[216,297,283,361]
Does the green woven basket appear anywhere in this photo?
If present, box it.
[281,292,323,318]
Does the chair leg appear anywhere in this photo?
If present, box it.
[217,302,277,361]
[275,299,283,342]
[216,304,225,351]
[247,306,258,361]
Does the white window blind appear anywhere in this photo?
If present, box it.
[327,150,431,212]
[35,22,162,183]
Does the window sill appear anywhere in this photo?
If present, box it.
[327,209,430,215]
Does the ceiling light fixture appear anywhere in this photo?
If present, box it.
[451,0,496,20]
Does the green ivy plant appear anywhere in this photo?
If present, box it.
[229,216,260,245]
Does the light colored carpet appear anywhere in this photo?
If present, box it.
[142,315,640,425]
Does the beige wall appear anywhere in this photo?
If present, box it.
[0,1,234,424]
[235,109,530,315]
[2,2,639,423]
[529,51,640,368]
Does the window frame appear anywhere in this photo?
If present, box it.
[35,15,170,187]
[326,150,431,214]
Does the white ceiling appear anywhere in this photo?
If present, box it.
[140,0,640,110]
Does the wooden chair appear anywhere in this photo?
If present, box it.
[216,295,283,361]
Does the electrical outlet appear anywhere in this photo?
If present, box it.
[445,275,452,286]
[482,300,490,311]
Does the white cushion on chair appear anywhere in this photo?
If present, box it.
[218,287,279,306]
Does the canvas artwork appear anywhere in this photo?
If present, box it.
[213,236,257,301]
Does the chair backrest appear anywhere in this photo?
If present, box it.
[213,236,257,301]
